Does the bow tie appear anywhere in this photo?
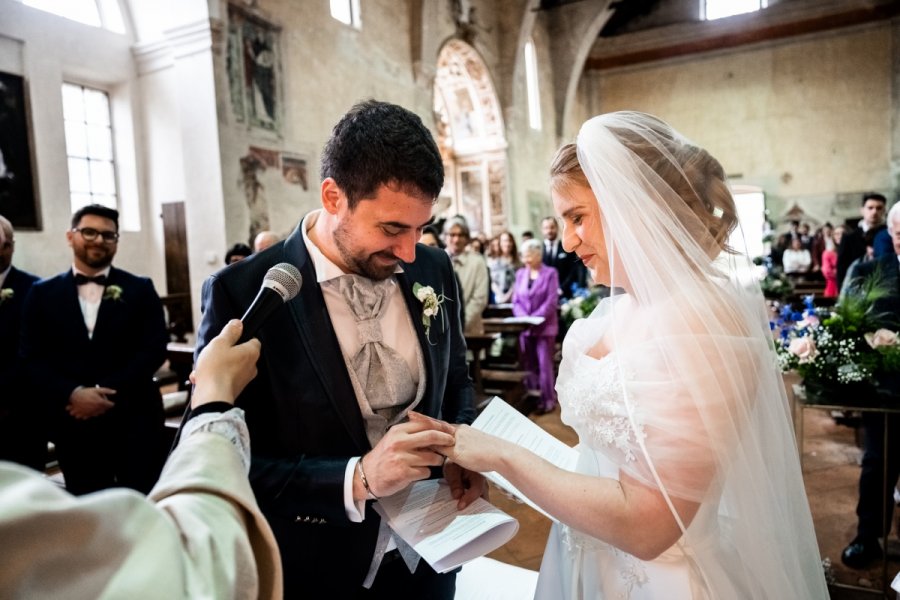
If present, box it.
[74,274,108,286]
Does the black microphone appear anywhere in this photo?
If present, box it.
[238,262,303,343]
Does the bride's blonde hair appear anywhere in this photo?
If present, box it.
[550,118,738,259]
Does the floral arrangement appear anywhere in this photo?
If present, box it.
[103,285,124,302]
[751,256,793,301]
[773,270,900,388]
[413,282,447,339]
[560,285,608,331]
[0,288,12,305]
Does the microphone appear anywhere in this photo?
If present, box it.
[238,262,303,343]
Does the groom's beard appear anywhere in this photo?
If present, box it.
[333,220,398,281]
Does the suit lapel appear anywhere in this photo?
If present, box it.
[61,271,91,341]
[282,228,369,451]
[91,267,119,342]
[395,267,435,406]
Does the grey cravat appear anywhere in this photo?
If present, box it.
[338,274,416,420]
[338,274,422,587]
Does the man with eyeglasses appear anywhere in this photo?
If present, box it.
[0,214,43,470]
[20,204,169,494]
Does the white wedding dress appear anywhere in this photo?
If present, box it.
[530,111,828,599]
[534,313,711,600]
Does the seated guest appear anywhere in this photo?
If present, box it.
[225,242,252,265]
[488,231,521,304]
[512,239,559,413]
[782,237,812,274]
[0,320,282,599]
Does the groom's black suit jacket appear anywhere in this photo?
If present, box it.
[196,222,476,596]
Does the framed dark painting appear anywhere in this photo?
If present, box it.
[0,71,39,230]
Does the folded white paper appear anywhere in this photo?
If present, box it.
[374,479,519,574]
[471,397,579,521]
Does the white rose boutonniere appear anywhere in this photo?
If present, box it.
[103,284,124,302]
[0,288,13,305]
[413,282,448,340]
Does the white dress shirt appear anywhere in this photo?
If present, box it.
[301,211,418,522]
[73,266,111,339]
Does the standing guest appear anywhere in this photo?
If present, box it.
[837,192,887,289]
[20,204,169,495]
[0,320,282,600]
[520,230,534,242]
[253,230,279,253]
[840,202,900,569]
[487,231,520,304]
[445,215,490,334]
[798,222,812,249]
[541,216,583,298]
[419,224,444,249]
[0,215,43,470]
[809,223,831,271]
[820,227,839,298]
[190,100,484,599]
[225,242,252,265]
[468,237,485,255]
[512,238,559,413]
[782,237,812,274]
[873,204,898,259]
[428,112,827,599]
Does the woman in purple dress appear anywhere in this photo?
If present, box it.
[512,238,560,413]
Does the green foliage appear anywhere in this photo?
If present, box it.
[774,266,900,388]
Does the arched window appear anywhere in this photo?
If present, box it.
[433,40,508,236]
[524,39,541,131]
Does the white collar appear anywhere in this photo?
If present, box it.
[300,210,403,284]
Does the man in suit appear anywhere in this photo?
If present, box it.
[0,214,43,469]
[20,204,168,494]
[837,192,887,290]
[841,201,900,569]
[193,100,484,599]
[444,215,489,334]
[541,215,583,298]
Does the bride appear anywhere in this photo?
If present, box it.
[426,112,828,598]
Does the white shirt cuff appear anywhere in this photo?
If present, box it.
[344,457,366,522]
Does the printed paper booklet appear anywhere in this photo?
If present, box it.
[471,397,579,520]
[374,479,519,573]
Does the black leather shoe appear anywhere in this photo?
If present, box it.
[841,538,883,569]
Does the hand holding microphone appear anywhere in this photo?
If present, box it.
[238,262,303,343]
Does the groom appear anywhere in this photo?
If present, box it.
[194,100,485,598]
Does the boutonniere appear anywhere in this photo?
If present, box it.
[413,282,448,340]
[103,285,124,302]
[0,288,12,305]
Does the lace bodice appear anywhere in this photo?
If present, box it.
[557,352,645,463]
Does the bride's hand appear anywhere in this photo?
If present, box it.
[443,424,508,473]
[408,412,504,474]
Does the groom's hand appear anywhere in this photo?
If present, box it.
[355,419,454,500]
[443,462,488,510]
[408,411,489,510]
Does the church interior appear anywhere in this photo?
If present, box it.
[2,0,900,597]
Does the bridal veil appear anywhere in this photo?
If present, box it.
[560,112,828,598]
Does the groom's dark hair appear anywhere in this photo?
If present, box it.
[320,99,444,209]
